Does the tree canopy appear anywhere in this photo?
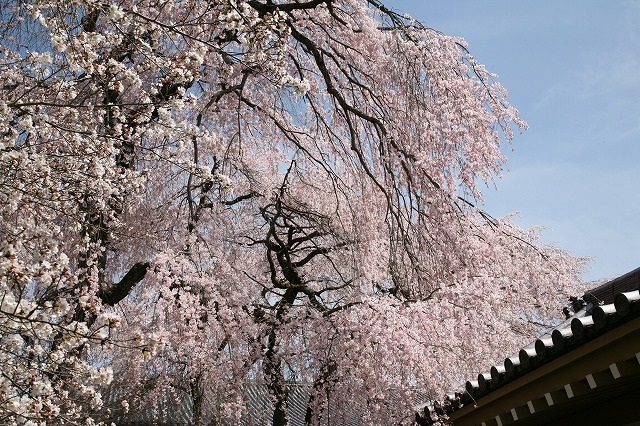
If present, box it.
[0,0,585,424]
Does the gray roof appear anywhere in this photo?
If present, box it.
[416,266,640,424]
[101,381,364,426]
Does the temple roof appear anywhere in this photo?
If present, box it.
[417,266,640,426]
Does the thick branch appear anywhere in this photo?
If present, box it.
[224,192,257,206]
[248,0,328,14]
[98,262,150,306]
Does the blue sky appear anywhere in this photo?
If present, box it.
[382,0,640,282]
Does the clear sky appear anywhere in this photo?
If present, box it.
[382,0,640,282]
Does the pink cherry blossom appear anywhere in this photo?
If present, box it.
[0,1,586,424]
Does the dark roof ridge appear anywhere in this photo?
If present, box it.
[583,266,640,305]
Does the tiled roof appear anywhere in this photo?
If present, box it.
[102,381,364,426]
[415,266,640,425]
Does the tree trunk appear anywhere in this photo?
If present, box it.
[191,372,205,426]
[265,329,288,426]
